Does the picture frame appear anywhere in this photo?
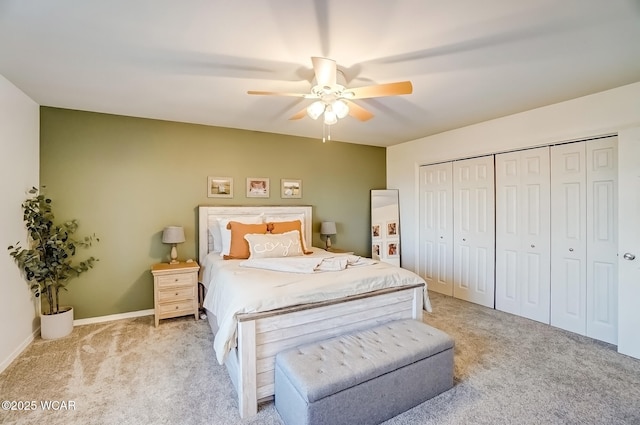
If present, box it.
[246,177,270,198]
[386,241,399,258]
[372,243,381,260]
[281,178,302,199]
[371,224,381,239]
[207,176,233,198]
[386,221,398,237]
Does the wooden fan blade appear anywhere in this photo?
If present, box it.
[289,107,308,120]
[345,81,413,99]
[247,90,308,97]
[311,57,336,87]
[345,100,374,121]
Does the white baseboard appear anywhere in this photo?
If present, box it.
[73,309,154,326]
[0,326,40,374]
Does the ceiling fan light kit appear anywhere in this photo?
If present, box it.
[248,56,413,141]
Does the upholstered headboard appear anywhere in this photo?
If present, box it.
[197,205,313,264]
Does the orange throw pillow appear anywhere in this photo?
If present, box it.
[224,221,268,259]
[267,220,312,254]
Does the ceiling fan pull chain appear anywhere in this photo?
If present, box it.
[322,123,326,143]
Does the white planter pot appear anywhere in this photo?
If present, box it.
[40,307,74,340]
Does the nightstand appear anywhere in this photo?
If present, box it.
[151,261,200,327]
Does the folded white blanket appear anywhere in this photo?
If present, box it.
[239,254,377,273]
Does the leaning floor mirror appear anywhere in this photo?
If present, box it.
[371,189,400,266]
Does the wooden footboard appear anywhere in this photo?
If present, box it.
[225,284,424,418]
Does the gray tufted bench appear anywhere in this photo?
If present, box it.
[274,319,454,425]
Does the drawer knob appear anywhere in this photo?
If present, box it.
[174,278,178,282]
[175,306,179,310]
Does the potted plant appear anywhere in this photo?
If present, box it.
[8,187,98,339]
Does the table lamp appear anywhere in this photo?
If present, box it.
[162,226,185,264]
[320,221,337,250]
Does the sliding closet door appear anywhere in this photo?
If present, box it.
[495,147,551,323]
[550,143,587,334]
[585,137,617,344]
[418,163,454,296]
[453,156,495,308]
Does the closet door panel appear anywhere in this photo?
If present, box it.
[496,147,550,323]
[520,149,551,322]
[551,143,587,335]
[453,156,495,308]
[496,153,521,314]
[586,138,617,344]
[419,163,453,296]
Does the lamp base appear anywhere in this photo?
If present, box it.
[169,244,179,264]
[325,236,332,250]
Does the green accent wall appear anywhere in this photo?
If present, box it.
[40,107,386,319]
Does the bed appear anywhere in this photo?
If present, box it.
[197,205,430,418]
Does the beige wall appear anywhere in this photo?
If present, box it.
[40,107,386,319]
[0,75,40,372]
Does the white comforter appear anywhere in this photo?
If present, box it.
[201,248,430,364]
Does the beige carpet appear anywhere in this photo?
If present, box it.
[1,292,639,425]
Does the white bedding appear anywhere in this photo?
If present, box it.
[239,254,377,273]
[201,247,431,364]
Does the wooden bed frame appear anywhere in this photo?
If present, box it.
[197,205,425,418]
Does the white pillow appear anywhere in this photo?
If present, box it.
[264,213,310,251]
[216,215,263,256]
[244,230,304,259]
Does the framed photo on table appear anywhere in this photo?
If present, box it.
[246,177,270,198]
[207,176,233,198]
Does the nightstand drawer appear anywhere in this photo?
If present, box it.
[157,273,194,288]
[158,286,195,302]
[158,299,195,315]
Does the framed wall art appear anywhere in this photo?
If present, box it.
[246,177,270,198]
[371,223,381,239]
[281,178,302,199]
[386,241,399,258]
[207,176,233,198]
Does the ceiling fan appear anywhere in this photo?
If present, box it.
[247,57,413,134]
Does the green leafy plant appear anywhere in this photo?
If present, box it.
[8,187,98,315]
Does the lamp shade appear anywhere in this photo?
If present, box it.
[323,106,338,125]
[162,226,185,244]
[307,101,326,120]
[320,221,337,235]
[332,99,349,119]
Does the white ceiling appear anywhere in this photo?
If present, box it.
[1,0,639,147]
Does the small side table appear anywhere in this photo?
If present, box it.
[151,261,200,327]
